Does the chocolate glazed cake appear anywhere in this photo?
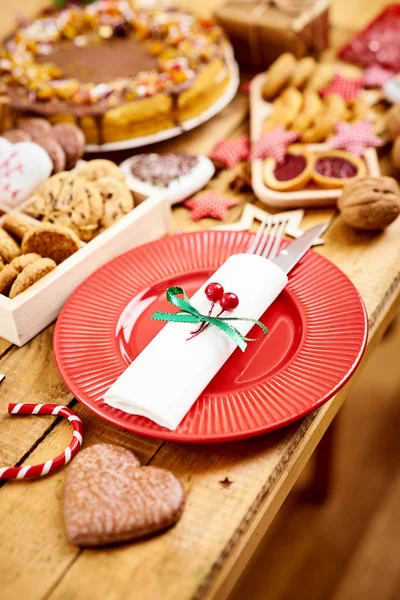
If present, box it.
[1,1,234,144]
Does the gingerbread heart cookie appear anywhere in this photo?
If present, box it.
[64,443,185,547]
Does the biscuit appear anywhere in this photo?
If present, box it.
[52,123,86,169]
[2,214,34,242]
[21,224,81,264]
[0,227,21,263]
[18,117,53,138]
[64,444,185,547]
[0,264,19,295]
[290,56,316,89]
[263,87,303,131]
[291,90,323,132]
[33,136,66,173]
[305,63,334,92]
[349,98,370,122]
[9,257,56,298]
[301,94,347,143]
[10,253,42,272]
[78,159,125,183]
[93,177,134,228]
[262,53,297,100]
[2,129,32,143]
[0,255,4,272]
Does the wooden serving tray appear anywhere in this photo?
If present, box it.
[0,189,171,346]
[250,73,381,209]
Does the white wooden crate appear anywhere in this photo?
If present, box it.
[0,191,172,346]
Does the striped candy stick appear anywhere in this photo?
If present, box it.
[0,403,83,480]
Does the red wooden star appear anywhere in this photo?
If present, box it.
[184,192,239,221]
[208,135,250,169]
[327,120,383,156]
[320,73,364,101]
[251,126,299,164]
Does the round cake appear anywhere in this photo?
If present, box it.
[0,1,234,144]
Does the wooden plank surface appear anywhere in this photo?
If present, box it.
[1,1,400,600]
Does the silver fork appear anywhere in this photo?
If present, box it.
[247,215,288,260]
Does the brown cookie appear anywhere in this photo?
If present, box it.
[2,129,32,143]
[9,257,56,298]
[10,253,42,272]
[18,117,53,138]
[94,177,134,228]
[21,224,81,264]
[52,123,85,169]
[2,214,34,242]
[0,227,21,263]
[78,159,125,183]
[52,175,102,240]
[0,264,19,295]
[33,136,66,173]
[0,255,4,272]
[64,444,185,547]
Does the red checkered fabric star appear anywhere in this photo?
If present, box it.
[363,65,395,88]
[328,120,383,156]
[251,126,299,164]
[208,135,250,169]
[320,73,364,101]
[184,192,239,221]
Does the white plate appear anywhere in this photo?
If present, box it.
[119,154,214,205]
[85,61,239,153]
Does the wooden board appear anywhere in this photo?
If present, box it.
[1,1,400,600]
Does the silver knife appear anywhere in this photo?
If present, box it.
[272,223,328,274]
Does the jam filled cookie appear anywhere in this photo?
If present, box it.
[9,257,56,298]
[263,145,314,192]
[52,123,85,169]
[21,224,81,264]
[312,150,366,189]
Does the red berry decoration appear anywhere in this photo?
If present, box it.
[220,292,239,311]
[205,282,224,302]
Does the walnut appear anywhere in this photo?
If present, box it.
[338,176,400,230]
[392,135,400,169]
[386,105,400,140]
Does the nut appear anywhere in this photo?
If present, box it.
[392,135,400,169]
[338,176,400,230]
[386,105,400,140]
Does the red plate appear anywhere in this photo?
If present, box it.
[54,230,368,443]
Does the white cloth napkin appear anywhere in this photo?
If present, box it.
[103,253,288,429]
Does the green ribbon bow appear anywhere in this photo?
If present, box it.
[151,286,268,352]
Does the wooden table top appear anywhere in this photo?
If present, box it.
[1,1,400,600]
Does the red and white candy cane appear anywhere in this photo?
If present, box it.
[0,403,83,480]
